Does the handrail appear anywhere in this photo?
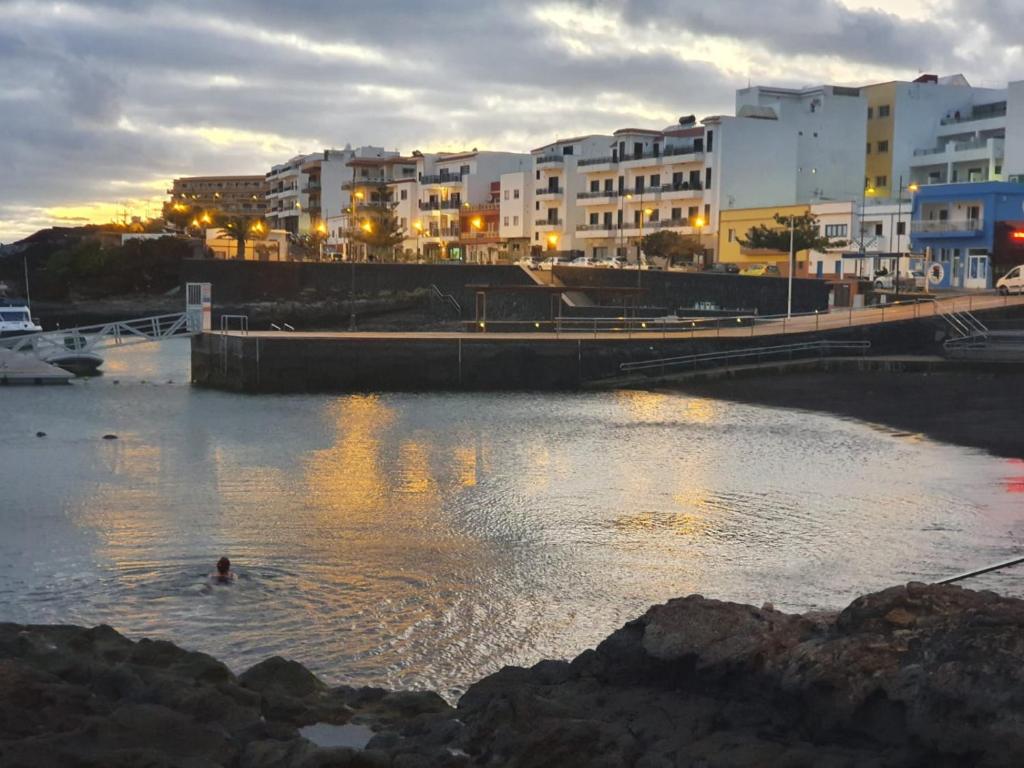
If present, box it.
[0,313,195,357]
[429,284,462,316]
[619,340,870,373]
[937,555,1024,585]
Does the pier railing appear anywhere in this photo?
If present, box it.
[618,340,871,375]
[0,313,195,358]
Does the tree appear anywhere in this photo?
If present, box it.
[737,213,844,253]
[215,213,264,260]
[640,230,703,267]
[352,211,405,261]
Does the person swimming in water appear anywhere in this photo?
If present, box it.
[211,556,235,583]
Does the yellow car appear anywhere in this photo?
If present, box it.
[739,264,781,277]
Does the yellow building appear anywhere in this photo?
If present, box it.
[717,204,811,268]
[863,82,896,198]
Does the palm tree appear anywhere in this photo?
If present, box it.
[215,214,265,260]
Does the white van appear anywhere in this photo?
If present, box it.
[996,265,1024,295]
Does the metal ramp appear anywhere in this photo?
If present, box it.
[0,313,198,360]
[938,303,1024,360]
[619,340,871,376]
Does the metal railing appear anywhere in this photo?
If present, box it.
[0,313,196,358]
[535,218,563,226]
[577,190,619,199]
[619,340,871,374]
[535,155,564,164]
[912,219,982,233]
[535,187,564,196]
[429,284,462,317]
[420,173,464,185]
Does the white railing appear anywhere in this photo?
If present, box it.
[911,219,983,233]
[0,314,196,358]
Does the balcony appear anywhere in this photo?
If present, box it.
[420,173,465,185]
[535,218,563,227]
[462,202,500,212]
[659,181,703,196]
[342,178,388,190]
[418,200,462,211]
[535,155,564,164]
[535,187,564,197]
[422,227,461,239]
[578,156,616,167]
[911,219,983,235]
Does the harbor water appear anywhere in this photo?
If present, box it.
[1,339,1022,698]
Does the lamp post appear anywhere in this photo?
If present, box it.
[894,176,919,299]
[694,215,705,268]
[786,215,795,318]
[620,192,632,262]
[859,184,876,278]
[471,216,482,264]
[413,220,423,260]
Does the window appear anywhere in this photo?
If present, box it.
[536,170,541,180]
[877,141,889,153]
[650,174,660,188]
[513,216,519,225]
[504,216,509,226]
[705,167,712,190]
[671,207,681,221]
[706,131,713,152]
[535,201,540,211]
[603,212,613,227]
[688,206,698,220]
[834,260,842,275]
[514,189,520,199]
[649,210,659,222]
[504,190,510,200]
[562,145,574,155]
[591,180,599,192]
[460,164,470,175]
[400,189,408,200]
[866,143,871,155]
[878,105,890,117]
[604,179,613,192]
[897,222,906,235]
[824,224,848,238]
[704,203,710,221]
[400,218,407,228]
[590,213,598,225]
[875,224,883,236]
[635,177,645,192]
[728,228,735,242]
[633,142,643,158]
[867,106,873,119]
[875,175,887,188]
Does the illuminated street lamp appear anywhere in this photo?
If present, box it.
[694,215,706,268]
[413,220,424,260]
[895,177,920,298]
[546,232,559,251]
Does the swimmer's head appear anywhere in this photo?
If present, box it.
[216,557,231,575]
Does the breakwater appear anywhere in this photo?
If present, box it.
[4,583,1023,767]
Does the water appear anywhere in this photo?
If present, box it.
[1,340,1023,698]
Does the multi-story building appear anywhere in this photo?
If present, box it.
[327,154,417,259]
[164,175,266,220]
[460,184,502,263]
[856,75,1008,196]
[528,134,612,255]
[413,150,531,260]
[734,84,868,204]
[498,171,533,258]
[266,146,398,237]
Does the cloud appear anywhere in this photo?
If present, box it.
[0,0,1005,241]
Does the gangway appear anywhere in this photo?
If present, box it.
[0,313,198,360]
[619,340,871,375]
[0,282,212,363]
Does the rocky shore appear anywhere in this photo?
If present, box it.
[3,582,1024,767]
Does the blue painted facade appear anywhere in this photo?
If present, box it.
[910,182,1024,289]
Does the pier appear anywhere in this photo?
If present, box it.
[191,293,1024,392]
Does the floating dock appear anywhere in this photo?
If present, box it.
[0,348,74,385]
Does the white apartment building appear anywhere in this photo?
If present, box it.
[803,200,914,279]
[413,150,530,260]
[735,84,868,203]
[499,171,532,257]
[528,134,612,254]
[266,146,397,237]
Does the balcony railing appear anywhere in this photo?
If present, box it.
[911,219,983,233]
[577,190,619,199]
[914,138,1001,157]
[423,227,461,238]
[659,181,703,193]
[576,224,616,231]
[420,173,464,185]
[418,201,462,210]
[535,187,564,196]
[576,145,704,167]
[535,155,564,164]
[535,218,563,226]
[578,156,617,167]
[939,106,1007,126]
[462,202,500,212]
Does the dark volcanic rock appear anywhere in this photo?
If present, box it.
[3,584,1024,766]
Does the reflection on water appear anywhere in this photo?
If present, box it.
[1,339,1023,698]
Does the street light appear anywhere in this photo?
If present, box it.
[895,177,919,299]
[546,232,559,250]
[694,215,705,268]
[859,184,876,278]
[470,217,483,264]
[413,220,423,260]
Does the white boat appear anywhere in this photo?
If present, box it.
[44,333,104,376]
[0,301,42,338]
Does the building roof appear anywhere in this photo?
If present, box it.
[530,134,609,153]
[612,128,664,137]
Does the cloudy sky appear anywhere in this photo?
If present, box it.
[0,0,1017,241]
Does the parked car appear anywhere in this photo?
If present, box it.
[872,269,924,291]
[540,255,573,270]
[739,264,781,277]
[570,255,596,267]
[703,263,740,274]
[515,256,540,270]
[997,265,1024,294]
[595,256,626,269]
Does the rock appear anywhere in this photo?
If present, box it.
[102,433,118,440]
[240,656,325,699]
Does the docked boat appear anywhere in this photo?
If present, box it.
[44,333,104,376]
[0,301,42,338]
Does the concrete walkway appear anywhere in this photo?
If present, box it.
[211,293,1024,343]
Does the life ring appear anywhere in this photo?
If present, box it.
[927,262,945,285]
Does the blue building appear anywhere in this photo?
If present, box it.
[910,181,1024,289]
